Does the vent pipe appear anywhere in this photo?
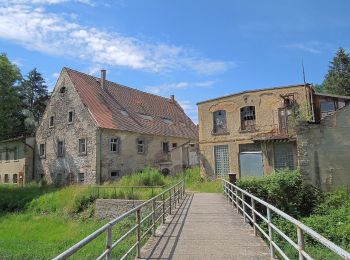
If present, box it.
[170,95,175,101]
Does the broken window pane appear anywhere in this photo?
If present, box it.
[241,106,256,131]
[213,110,227,134]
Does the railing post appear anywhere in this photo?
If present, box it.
[230,184,234,207]
[252,199,257,236]
[297,226,305,260]
[242,193,246,222]
[169,189,172,215]
[106,223,112,260]
[177,185,180,204]
[162,193,165,224]
[267,207,275,259]
[183,180,185,197]
[235,189,239,213]
[152,199,156,236]
[136,209,141,258]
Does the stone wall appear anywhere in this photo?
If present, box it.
[198,85,308,177]
[35,69,98,185]
[297,105,350,191]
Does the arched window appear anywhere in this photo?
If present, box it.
[240,106,256,131]
[213,110,227,134]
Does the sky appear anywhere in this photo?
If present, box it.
[1,0,350,123]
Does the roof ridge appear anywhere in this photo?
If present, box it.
[64,67,174,102]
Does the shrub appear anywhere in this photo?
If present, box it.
[236,169,322,217]
[117,167,168,187]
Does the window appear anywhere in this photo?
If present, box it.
[79,138,87,154]
[39,144,45,157]
[78,173,85,184]
[13,174,18,184]
[110,138,120,153]
[49,116,54,127]
[320,101,335,118]
[57,141,64,157]
[162,142,169,153]
[137,139,145,154]
[56,173,62,186]
[13,147,18,160]
[214,145,230,176]
[240,106,256,131]
[274,143,295,170]
[68,111,73,123]
[162,117,172,124]
[213,110,227,134]
[60,86,66,93]
[172,143,178,148]
[110,171,120,179]
[4,174,9,183]
[139,113,153,120]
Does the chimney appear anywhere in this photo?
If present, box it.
[101,69,106,89]
[170,95,175,102]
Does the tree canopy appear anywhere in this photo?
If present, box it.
[323,47,350,96]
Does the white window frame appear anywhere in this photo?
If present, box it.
[110,137,120,153]
[137,138,145,154]
[78,138,87,155]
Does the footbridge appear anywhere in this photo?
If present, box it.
[54,180,350,260]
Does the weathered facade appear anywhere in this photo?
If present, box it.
[197,84,311,178]
[0,137,35,185]
[297,101,350,191]
[35,68,198,185]
[198,84,350,190]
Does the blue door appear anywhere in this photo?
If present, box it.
[239,152,263,177]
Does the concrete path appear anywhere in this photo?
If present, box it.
[140,193,270,260]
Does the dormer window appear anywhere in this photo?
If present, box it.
[60,86,66,93]
[139,113,153,120]
[162,117,172,124]
[213,110,227,134]
[120,110,128,116]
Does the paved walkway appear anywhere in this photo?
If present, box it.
[140,193,270,260]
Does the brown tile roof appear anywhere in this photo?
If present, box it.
[65,68,198,140]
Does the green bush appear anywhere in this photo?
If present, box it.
[236,169,323,217]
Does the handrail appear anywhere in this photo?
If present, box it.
[53,179,185,260]
[222,179,350,260]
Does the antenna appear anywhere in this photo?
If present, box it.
[302,59,307,84]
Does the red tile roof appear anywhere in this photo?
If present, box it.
[65,68,198,140]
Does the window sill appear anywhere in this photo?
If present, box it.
[78,153,87,156]
[67,122,73,125]
[39,155,46,159]
[49,126,54,129]
[212,131,230,136]
[239,128,258,134]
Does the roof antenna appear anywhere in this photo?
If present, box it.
[302,59,307,85]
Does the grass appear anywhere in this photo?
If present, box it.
[0,167,221,259]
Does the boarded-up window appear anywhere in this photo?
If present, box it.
[274,142,295,170]
[240,106,256,131]
[213,110,227,134]
[214,145,230,176]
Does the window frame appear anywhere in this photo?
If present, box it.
[5,148,9,162]
[39,143,46,158]
[13,146,18,161]
[136,138,145,154]
[13,174,18,184]
[213,110,228,135]
[240,106,256,131]
[57,140,64,157]
[4,174,9,183]
[110,137,120,153]
[68,110,74,124]
[162,141,169,154]
[78,138,87,155]
[49,116,54,128]
[78,173,85,184]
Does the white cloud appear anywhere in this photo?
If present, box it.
[0,3,232,74]
[144,80,215,94]
[285,41,328,54]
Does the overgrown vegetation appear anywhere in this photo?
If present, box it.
[0,167,221,259]
[237,170,350,259]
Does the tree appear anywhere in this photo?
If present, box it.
[0,54,22,140]
[323,47,350,96]
[19,68,49,133]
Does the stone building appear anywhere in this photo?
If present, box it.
[35,68,198,185]
[197,84,350,183]
[0,137,35,185]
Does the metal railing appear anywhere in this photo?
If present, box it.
[54,180,185,260]
[222,179,350,260]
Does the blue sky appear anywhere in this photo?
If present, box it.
[1,0,350,123]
